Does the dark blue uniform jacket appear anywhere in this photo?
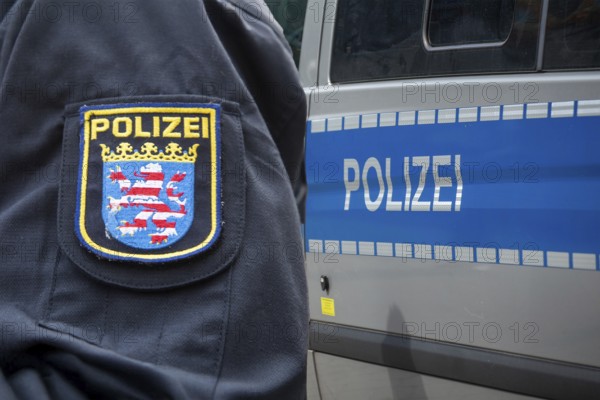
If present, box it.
[0,0,308,398]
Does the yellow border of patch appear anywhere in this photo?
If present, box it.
[78,106,218,261]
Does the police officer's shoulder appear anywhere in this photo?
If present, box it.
[212,0,287,43]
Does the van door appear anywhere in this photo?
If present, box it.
[303,0,600,398]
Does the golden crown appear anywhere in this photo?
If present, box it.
[100,142,199,163]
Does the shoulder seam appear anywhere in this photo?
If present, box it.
[217,0,286,43]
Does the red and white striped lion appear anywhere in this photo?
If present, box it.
[107,163,188,245]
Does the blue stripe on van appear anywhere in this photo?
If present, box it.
[305,101,600,271]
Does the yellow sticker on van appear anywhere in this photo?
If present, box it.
[321,297,336,317]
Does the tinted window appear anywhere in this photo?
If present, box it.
[267,0,308,67]
[543,0,600,70]
[429,0,515,46]
[331,0,541,83]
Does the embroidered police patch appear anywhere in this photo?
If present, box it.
[76,103,221,263]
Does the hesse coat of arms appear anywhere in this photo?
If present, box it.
[76,103,222,263]
[101,142,197,248]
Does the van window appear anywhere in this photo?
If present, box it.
[428,0,515,46]
[543,0,600,70]
[330,0,540,83]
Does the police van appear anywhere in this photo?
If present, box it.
[269,0,600,398]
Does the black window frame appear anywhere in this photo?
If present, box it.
[329,0,543,84]
[424,0,516,51]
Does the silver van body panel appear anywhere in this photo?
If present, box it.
[298,0,326,88]
[307,255,600,368]
[314,352,541,400]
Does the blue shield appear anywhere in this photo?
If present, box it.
[102,161,195,249]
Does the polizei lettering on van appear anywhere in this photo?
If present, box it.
[344,155,463,212]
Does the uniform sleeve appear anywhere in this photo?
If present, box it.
[206,0,307,220]
[0,0,308,399]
